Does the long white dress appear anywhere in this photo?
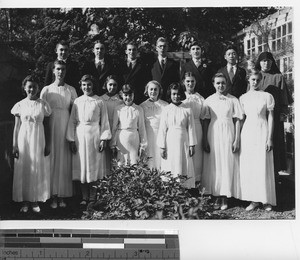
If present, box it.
[140,99,168,169]
[183,92,205,182]
[11,98,51,202]
[239,90,276,205]
[66,95,111,183]
[157,103,197,188]
[40,83,77,197]
[99,94,123,173]
[202,93,243,197]
[111,103,147,165]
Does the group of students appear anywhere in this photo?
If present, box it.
[11,37,293,214]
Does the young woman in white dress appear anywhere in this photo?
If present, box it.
[239,70,276,211]
[202,73,243,210]
[99,75,123,174]
[110,84,147,166]
[11,75,51,213]
[157,83,197,189]
[140,81,168,169]
[67,75,111,205]
[182,72,205,184]
[40,60,77,209]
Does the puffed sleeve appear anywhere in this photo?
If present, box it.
[232,96,243,120]
[239,94,245,115]
[187,108,197,146]
[137,105,147,150]
[66,99,78,142]
[11,102,21,116]
[99,100,112,140]
[156,107,168,149]
[70,86,78,104]
[40,86,48,101]
[110,105,120,148]
[202,98,211,120]
[266,92,275,111]
[42,100,52,117]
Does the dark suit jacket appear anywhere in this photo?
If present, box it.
[217,66,247,98]
[44,58,80,95]
[117,58,151,105]
[151,57,180,101]
[81,55,117,96]
[181,60,215,99]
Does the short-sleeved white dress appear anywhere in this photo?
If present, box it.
[11,98,52,202]
[202,93,243,197]
[111,103,147,166]
[239,90,276,205]
[140,99,168,170]
[157,102,197,188]
[183,92,205,182]
[40,83,77,197]
[67,95,111,183]
[99,94,123,173]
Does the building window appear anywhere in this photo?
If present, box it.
[271,21,292,52]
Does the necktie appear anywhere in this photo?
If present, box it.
[229,67,235,82]
[161,59,166,72]
[128,62,132,70]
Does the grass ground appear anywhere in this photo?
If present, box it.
[0,175,295,220]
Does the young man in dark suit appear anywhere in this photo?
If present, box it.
[180,41,215,98]
[81,41,117,96]
[217,45,247,98]
[151,37,180,101]
[44,40,80,94]
[118,42,151,105]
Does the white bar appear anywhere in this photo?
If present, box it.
[124,238,165,244]
[164,230,179,235]
[82,243,124,249]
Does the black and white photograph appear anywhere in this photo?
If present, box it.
[0,2,298,259]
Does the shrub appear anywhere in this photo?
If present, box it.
[82,158,223,220]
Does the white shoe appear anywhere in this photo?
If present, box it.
[246,202,260,211]
[50,199,57,209]
[32,203,40,213]
[220,198,228,210]
[264,204,272,211]
[20,203,29,213]
[59,199,66,208]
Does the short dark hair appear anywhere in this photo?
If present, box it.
[56,40,69,50]
[224,45,238,55]
[79,74,96,87]
[22,75,39,95]
[52,60,66,69]
[166,82,185,103]
[103,75,119,91]
[212,72,227,84]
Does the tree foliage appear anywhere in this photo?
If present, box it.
[0,7,277,82]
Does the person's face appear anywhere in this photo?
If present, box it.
[147,83,159,101]
[170,89,181,104]
[122,92,134,106]
[24,81,38,99]
[56,44,69,60]
[125,44,138,60]
[106,79,118,95]
[260,58,272,72]
[81,80,94,96]
[213,76,227,95]
[189,45,202,59]
[184,76,196,94]
[53,64,66,80]
[248,74,261,90]
[93,43,105,59]
[156,41,168,57]
[224,49,237,65]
